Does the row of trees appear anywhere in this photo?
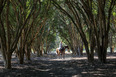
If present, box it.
[0,0,116,69]
[0,0,57,69]
[52,11,83,56]
[52,0,116,63]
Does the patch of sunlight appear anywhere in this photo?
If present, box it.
[81,72,88,74]
[93,73,105,76]
[94,56,98,59]
[113,72,116,74]
[49,73,54,75]
[0,66,4,68]
[97,68,106,71]
[72,75,82,77]
[65,51,72,54]
[49,57,87,61]
[107,47,116,52]
[107,56,116,59]
[38,69,51,72]
[50,58,72,61]
[31,48,35,54]
[106,64,115,66]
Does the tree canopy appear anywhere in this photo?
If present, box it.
[0,0,116,69]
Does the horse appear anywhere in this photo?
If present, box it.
[56,46,69,58]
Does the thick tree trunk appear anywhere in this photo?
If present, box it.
[19,48,24,64]
[97,36,108,63]
[83,41,94,62]
[98,46,107,63]
[1,47,12,69]
[88,54,94,63]
[40,42,43,56]
[37,45,41,57]
[102,49,107,63]
[80,45,83,55]
[87,44,94,63]
[110,33,114,53]
[40,50,43,56]
[26,46,31,60]
[5,52,12,69]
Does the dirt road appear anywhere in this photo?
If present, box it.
[0,53,116,77]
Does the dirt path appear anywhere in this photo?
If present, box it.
[0,53,116,77]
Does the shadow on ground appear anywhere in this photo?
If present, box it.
[0,53,116,77]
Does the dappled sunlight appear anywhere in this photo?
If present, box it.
[93,73,106,76]
[0,53,116,77]
[97,68,106,71]
[72,75,82,77]
[0,0,115,77]
[37,68,52,72]
[105,64,115,66]
[49,56,87,61]
[113,72,116,74]
[107,56,116,59]
[0,66,4,69]
[81,72,88,74]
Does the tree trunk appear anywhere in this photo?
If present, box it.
[19,48,24,64]
[83,41,94,62]
[98,46,107,63]
[80,45,83,55]
[37,45,41,57]
[5,52,12,69]
[110,47,113,53]
[1,47,12,69]
[110,32,114,53]
[26,45,31,60]
[97,36,108,63]
[89,49,94,63]
[88,54,94,63]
